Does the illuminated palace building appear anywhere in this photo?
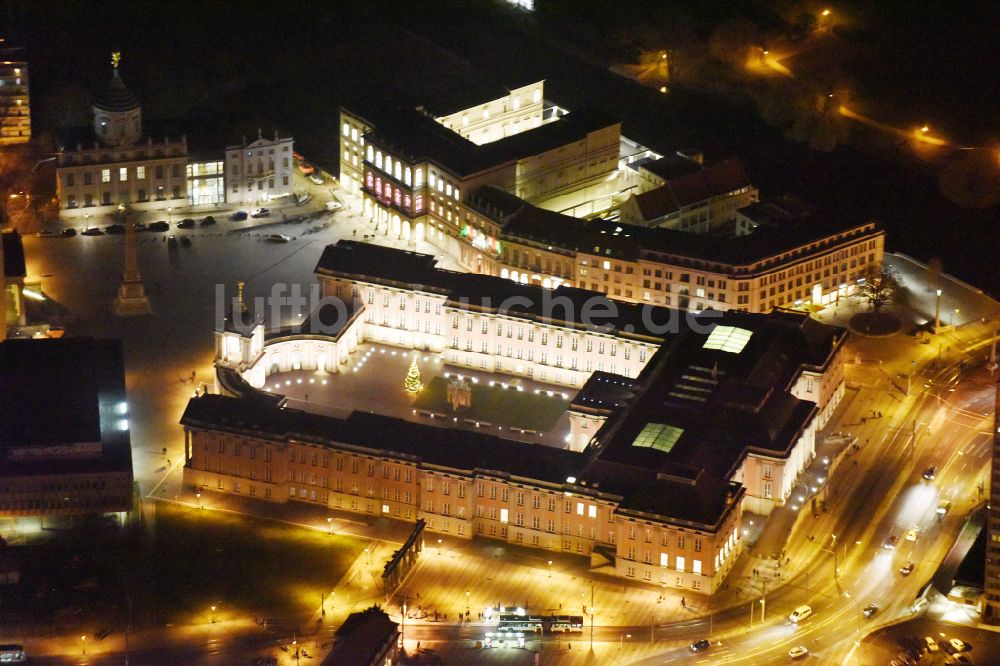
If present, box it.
[183,241,848,595]
[55,55,294,216]
[339,84,883,314]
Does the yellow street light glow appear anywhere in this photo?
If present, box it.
[822,9,831,16]
[921,126,930,133]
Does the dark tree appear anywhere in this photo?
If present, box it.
[861,264,902,312]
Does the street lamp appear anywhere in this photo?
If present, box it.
[437,538,443,555]
[81,635,86,655]
[196,492,202,509]
[951,309,959,327]
[620,632,631,659]
[935,289,942,329]
[211,604,217,623]
[327,517,333,534]
[547,560,552,578]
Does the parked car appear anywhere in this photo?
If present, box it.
[177,218,195,228]
[105,223,125,234]
[789,605,812,623]
[251,207,271,218]
[292,151,304,162]
[266,234,291,243]
[923,465,937,480]
[862,603,878,618]
[689,639,711,653]
[167,235,178,248]
[325,200,342,211]
[296,192,312,205]
[297,162,315,174]
[900,561,915,576]
[200,215,216,226]
[788,646,809,659]
[938,500,951,515]
[148,221,169,232]
[905,527,919,542]
[181,236,192,247]
[949,638,969,652]
[81,227,104,236]
[36,229,63,238]
[231,210,248,221]
[949,654,972,665]
[883,535,899,550]
[925,637,939,652]
[308,173,324,185]
[62,228,77,237]
[131,222,147,232]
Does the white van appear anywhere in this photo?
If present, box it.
[789,605,813,623]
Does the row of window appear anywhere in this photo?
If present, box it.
[64,164,180,187]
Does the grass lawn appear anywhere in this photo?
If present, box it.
[412,376,570,432]
[149,502,364,624]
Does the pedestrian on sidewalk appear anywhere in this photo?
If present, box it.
[681,597,686,608]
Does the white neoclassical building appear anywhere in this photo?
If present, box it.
[224,131,295,205]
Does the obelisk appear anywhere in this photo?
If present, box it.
[113,205,151,316]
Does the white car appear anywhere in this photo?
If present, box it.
[924,636,939,652]
[308,174,324,185]
[949,638,968,652]
[325,200,343,211]
[789,605,812,623]
[266,234,290,243]
[789,646,809,658]
[250,207,271,218]
[905,527,919,542]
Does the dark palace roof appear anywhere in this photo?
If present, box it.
[323,606,399,666]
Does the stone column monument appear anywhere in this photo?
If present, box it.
[113,204,151,316]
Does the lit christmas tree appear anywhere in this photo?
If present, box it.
[404,357,423,394]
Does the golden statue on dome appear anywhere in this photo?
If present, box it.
[111,51,121,70]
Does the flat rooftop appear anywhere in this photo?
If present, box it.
[366,107,619,177]
[0,337,133,478]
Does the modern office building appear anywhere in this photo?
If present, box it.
[0,338,134,531]
[0,49,30,145]
[182,241,847,595]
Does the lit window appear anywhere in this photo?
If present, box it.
[576,502,584,516]
[351,128,358,142]
[631,423,683,454]
[602,260,610,270]
[588,505,597,519]
[703,325,753,354]
[500,508,509,524]
[512,96,521,111]
[101,169,111,183]
[693,559,702,575]
[532,89,541,103]
[137,166,145,180]
[342,122,349,137]
[119,167,127,181]
[660,552,668,567]
[676,556,685,572]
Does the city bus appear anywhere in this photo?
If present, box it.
[484,631,526,648]
[0,644,26,663]
[546,615,584,633]
[497,614,544,633]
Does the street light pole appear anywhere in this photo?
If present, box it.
[590,583,595,651]
[619,632,631,660]
[935,289,942,330]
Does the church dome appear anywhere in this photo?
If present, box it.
[93,69,140,113]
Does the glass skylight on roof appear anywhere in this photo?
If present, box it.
[631,423,684,453]
[703,325,753,354]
